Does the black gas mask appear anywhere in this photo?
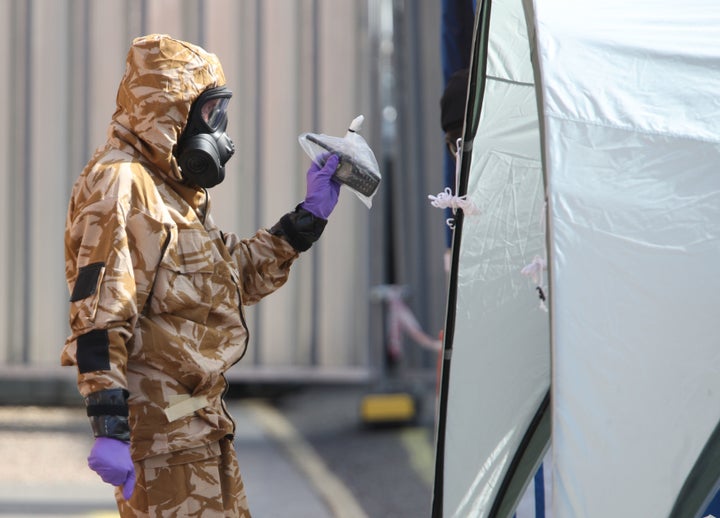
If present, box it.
[176,86,235,188]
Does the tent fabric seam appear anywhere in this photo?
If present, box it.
[544,112,720,145]
[486,74,534,87]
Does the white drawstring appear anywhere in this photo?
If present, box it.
[428,187,480,228]
[521,255,548,312]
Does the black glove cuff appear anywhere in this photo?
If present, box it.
[85,388,130,441]
[89,415,131,441]
[270,205,328,252]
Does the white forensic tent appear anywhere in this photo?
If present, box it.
[432,0,550,516]
[433,1,720,517]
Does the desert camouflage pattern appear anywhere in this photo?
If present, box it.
[116,438,249,517]
[62,34,299,513]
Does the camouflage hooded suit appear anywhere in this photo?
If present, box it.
[62,34,328,517]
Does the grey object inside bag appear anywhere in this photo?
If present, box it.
[304,134,380,197]
[298,115,381,208]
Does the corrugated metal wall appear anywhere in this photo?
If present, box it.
[0,0,447,383]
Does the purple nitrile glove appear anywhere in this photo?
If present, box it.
[300,154,341,219]
[88,437,136,500]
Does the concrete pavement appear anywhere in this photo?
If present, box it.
[0,401,365,518]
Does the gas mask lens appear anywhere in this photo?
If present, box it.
[201,97,230,130]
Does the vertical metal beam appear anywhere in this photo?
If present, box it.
[140,0,148,34]
[21,0,33,365]
[5,0,21,364]
[252,0,264,365]
[365,0,386,373]
[405,1,431,346]
[197,0,205,47]
[81,0,91,177]
[309,0,320,366]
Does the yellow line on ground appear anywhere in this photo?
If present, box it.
[399,427,437,487]
[243,400,369,518]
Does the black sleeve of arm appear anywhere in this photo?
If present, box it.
[269,205,328,252]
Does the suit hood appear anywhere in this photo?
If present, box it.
[108,34,227,182]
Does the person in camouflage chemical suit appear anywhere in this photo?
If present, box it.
[62,34,342,517]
